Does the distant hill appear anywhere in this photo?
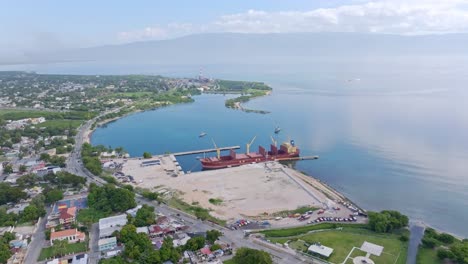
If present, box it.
[22,32,468,64]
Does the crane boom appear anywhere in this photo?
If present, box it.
[246,135,257,155]
[270,136,277,147]
[211,138,220,159]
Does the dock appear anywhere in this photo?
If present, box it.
[172,146,241,156]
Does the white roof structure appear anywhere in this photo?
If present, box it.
[136,226,149,234]
[99,214,128,238]
[99,214,127,229]
[308,243,334,257]
[361,241,384,256]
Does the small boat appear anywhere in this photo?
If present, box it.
[274,126,281,134]
[199,132,207,138]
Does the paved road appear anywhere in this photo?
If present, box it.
[407,222,425,264]
[65,109,316,264]
[23,208,51,264]
[88,223,100,264]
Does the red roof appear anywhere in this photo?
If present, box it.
[200,247,212,255]
[151,225,163,233]
[59,206,76,220]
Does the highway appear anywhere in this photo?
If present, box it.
[64,109,316,264]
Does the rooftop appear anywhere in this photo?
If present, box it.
[98,236,117,246]
[308,243,334,257]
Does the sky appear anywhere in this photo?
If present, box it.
[1,0,468,59]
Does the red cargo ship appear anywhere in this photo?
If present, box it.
[200,139,300,170]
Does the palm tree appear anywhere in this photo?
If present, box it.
[52,239,69,257]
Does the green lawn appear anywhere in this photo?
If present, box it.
[38,242,87,261]
[260,222,369,238]
[270,229,407,264]
[77,208,110,224]
[416,247,440,264]
[223,259,236,264]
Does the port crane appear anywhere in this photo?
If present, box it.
[211,138,221,159]
[246,136,257,155]
[270,135,277,147]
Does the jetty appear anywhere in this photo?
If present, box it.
[172,146,241,156]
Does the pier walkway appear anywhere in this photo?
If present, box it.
[172,146,240,156]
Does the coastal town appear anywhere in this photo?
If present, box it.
[1,71,466,264]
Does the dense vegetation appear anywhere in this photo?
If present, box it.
[81,143,108,175]
[87,183,136,215]
[230,247,272,264]
[368,210,409,233]
[130,205,156,227]
[0,183,27,205]
[106,224,181,264]
[0,232,15,264]
[217,80,271,91]
[419,228,468,264]
[0,195,46,226]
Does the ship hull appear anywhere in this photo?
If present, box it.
[200,153,299,170]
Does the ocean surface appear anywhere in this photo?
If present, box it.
[3,56,468,237]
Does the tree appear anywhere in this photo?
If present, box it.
[185,236,206,251]
[368,210,409,233]
[19,165,27,173]
[16,174,38,187]
[40,153,51,161]
[45,189,64,204]
[52,239,69,257]
[3,164,13,174]
[87,184,136,214]
[437,233,456,244]
[143,152,152,159]
[210,244,222,251]
[206,229,222,244]
[134,204,156,227]
[232,247,272,264]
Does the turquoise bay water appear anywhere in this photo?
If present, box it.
[4,57,468,237]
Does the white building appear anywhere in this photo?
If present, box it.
[308,243,334,258]
[99,214,128,238]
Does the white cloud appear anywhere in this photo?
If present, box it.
[117,0,468,42]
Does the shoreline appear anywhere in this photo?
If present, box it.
[83,91,466,239]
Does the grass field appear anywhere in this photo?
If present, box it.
[38,242,87,261]
[270,229,407,264]
[77,208,109,224]
[416,247,440,264]
[223,259,236,264]
[260,222,369,238]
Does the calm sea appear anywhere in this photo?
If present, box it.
[4,56,468,237]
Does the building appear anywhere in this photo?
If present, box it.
[98,237,117,252]
[71,254,88,264]
[59,207,77,225]
[308,243,334,258]
[136,226,149,235]
[50,229,86,245]
[99,214,128,238]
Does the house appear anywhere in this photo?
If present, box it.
[50,229,86,245]
[99,214,128,238]
[98,237,117,252]
[136,226,149,235]
[59,207,77,225]
[308,243,334,258]
[71,254,88,264]
[126,205,142,217]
